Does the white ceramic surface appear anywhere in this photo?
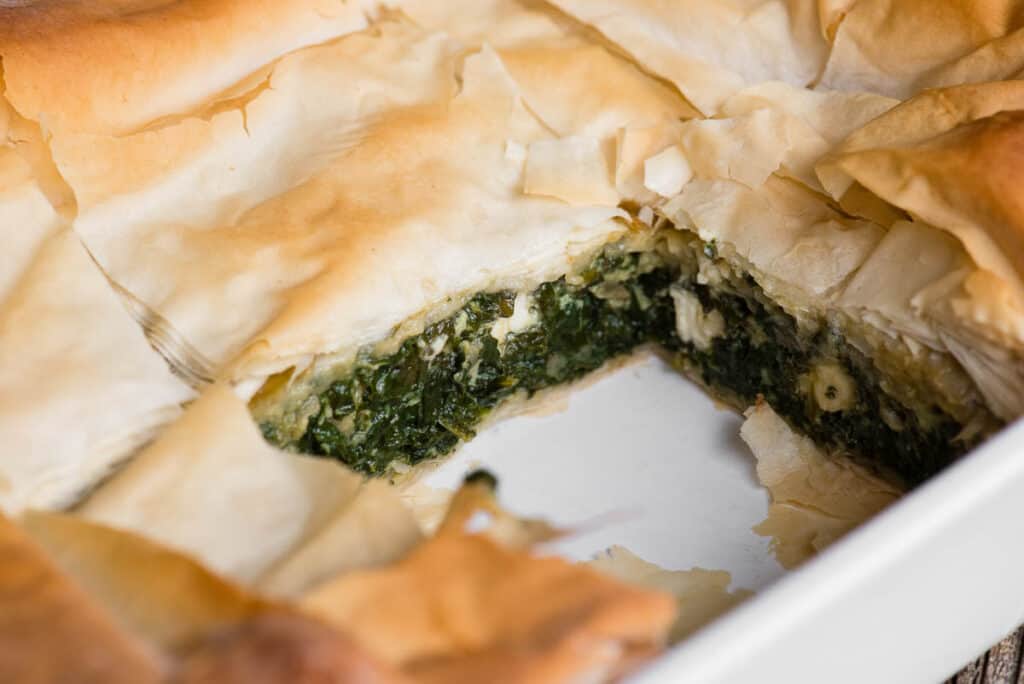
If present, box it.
[423,352,785,591]
[425,351,1024,683]
[634,409,1024,683]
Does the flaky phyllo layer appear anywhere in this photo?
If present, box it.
[2,0,1024,515]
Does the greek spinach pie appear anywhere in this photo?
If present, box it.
[1,0,1022,512]
[3,0,1024,680]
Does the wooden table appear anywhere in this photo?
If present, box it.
[947,627,1024,683]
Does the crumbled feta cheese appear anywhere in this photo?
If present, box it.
[419,333,448,360]
[696,252,729,287]
[453,310,469,337]
[491,292,538,343]
[670,286,726,351]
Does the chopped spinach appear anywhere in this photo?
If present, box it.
[268,239,977,485]
[281,248,678,476]
[678,276,971,485]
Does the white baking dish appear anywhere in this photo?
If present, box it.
[636,411,1024,683]
[423,351,1023,683]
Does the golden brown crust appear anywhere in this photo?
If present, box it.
[0,0,374,134]
[47,22,629,382]
[820,0,1024,97]
[545,0,830,116]
[820,83,1024,290]
[19,512,406,682]
[850,113,1024,283]
[301,532,676,682]
[813,82,1024,414]
[0,228,194,513]
[22,510,274,655]
[19,484,675,684]
[173,611,405,684]
[0,512,162,683]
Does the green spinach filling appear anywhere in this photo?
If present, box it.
[264,239,973,484]
[676,271,972,486]
[268,249,679,475]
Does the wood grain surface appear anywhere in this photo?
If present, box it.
[947,627,1024,684]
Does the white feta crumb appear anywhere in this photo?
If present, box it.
[419,333,448,360]
[670,285,726,351]
[491,292,538,344]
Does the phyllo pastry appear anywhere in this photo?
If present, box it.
[7,12,698,479]
[4,475,677,684]
[0,106,194,513]
[3,1,1024,676]
[2,0,1021,499]
[0,0,379,511]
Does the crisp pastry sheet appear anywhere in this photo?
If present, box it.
[19,482,678,684]
[816,83,1024,417]
[51,20,462,373]
[819,0,1024,98]
[47,19,635,387]
[301,532,676,682]
[0,0,377,136]
[819,83,1024,293]
[663,175,883,314]
[740,402,900,569]
[20,511,406,681]
[78,384,421,588]
[0,226,193,513]
[715,81,896,191]
[0,146,64,296]
[22,510,275,656]
[544,0,830,116]
[2,47,193,517]
[391,0,699,136]
[590,546,752,644]
[837,221,971,351]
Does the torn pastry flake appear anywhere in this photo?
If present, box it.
[741,401,902,569]
[589,546,752,644]
[545,0,829,116]
[818,0,1024,99]
[301,536,675,683]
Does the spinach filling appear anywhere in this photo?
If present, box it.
[265,240,974,485]
[676,273,973,486]
[267,249,679,475]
